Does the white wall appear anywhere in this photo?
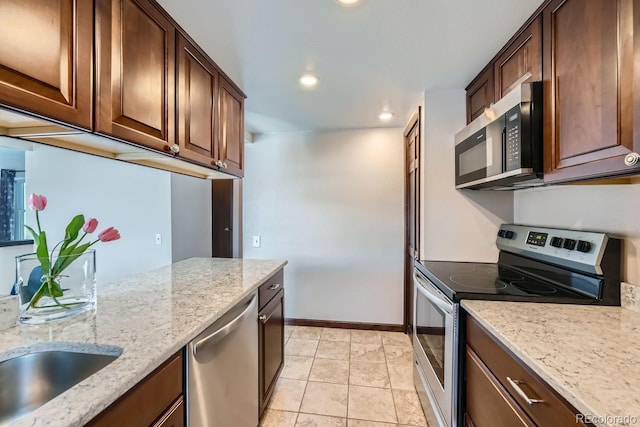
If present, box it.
[25,145,173,286]
[243,128,405,324]
[420,90,513,261]
[171,173,213,262]
[514,184,640,285]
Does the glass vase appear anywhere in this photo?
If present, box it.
[15,250,97,324]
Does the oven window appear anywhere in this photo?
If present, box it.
[458,140,487,176]
[415,288,446,388]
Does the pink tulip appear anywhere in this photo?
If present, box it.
[83,218,98,233]
[98,227,121,242]
[28,193,47,211]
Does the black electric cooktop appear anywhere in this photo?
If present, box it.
[415,260,600,303]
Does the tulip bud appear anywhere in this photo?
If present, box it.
[28,194,47,211]
[83,218,99,234]
[98,227,121,242]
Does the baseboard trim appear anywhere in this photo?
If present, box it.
[285,318,404,332]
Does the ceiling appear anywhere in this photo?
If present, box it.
[157,0,544,133]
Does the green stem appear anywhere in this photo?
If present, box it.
[35,211,42,234]
[28,282,47,309]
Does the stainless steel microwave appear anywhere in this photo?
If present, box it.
[454,82,543,190]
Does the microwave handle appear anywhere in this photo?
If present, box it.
[501,125,507,172]
[414,272,453,315]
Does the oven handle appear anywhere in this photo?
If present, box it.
[414,272,453,315]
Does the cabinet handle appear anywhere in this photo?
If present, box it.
[258,314,267,322]
[169,144,180,154]
[624,152,640,167]
[268,283,281,291]
[506,377,544,405]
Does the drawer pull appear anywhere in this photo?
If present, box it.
[506,377,544,405]
[268,283,281,291]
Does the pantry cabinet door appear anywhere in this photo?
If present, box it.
[0,0,93,129]
[95,0,176,152]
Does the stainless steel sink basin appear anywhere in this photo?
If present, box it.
[0,347,121,423]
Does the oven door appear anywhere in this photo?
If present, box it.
[455,118,504,188]
[413,269,456,427]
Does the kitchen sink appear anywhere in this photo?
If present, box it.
[0,346,122,423]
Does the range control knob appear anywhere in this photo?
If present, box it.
[504,230,514,239]
[577,240,592,253]
[563,239,577,250]
[497,230,505,238]
[550,237,563,248]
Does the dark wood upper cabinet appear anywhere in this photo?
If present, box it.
[218,78,245,177]
[494,16,542,100]
[542,0,639,183]
[95,0,176,153]
[0,0,93,129]
[176,34,218,165]
[466,67,495,124]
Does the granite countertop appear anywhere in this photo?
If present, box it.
[0,257,287,427]
[461,300,640,427]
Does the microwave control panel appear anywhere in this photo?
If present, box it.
[505,106,521,170]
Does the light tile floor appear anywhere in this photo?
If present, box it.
[260,326,428,427]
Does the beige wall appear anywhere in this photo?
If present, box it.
[25,145,173,286]
[243,128,405,324]
[420,89,514,262]
[514,184,640,285]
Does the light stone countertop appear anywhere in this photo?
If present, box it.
[0,257,287,427]
[461,300,640,427]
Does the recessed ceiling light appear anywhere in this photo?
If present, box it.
[378,111,394,121]
[299,73,319,88]
[336,0,361,5]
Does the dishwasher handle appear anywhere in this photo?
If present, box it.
[193,294,257,356]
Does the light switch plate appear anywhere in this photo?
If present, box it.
[252,235,261,248]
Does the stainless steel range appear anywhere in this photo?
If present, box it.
[412,224,621,427]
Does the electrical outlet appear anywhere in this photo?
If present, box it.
[252,235,261,248]
[155,233,162,245]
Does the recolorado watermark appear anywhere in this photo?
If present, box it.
[576,414,638,425]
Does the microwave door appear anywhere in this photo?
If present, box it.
[455,119,504,187]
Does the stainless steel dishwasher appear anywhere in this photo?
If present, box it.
[186,292,258,427]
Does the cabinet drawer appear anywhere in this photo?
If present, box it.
[466,317,587,427]
[89,351,183,427]
[259,269,284,310]
[466,347,534,427]
[153,396,184,427]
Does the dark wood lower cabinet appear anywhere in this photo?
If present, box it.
[88,351,184,427]
[258,273,285,417]
[465,316,588,427]
[465,347,535,427]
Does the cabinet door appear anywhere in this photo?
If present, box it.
[543,0,639,183]
[258,288,284,416]
[218,78,245,177]
[176,34,218,166]
[465,347,535,427]
[0,0,93,129]
[494,16,542,100]
[466,67,495,124]
[95,0,175,152]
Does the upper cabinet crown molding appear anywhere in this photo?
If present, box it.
[0,0,245,179]
[0,0,93,130]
